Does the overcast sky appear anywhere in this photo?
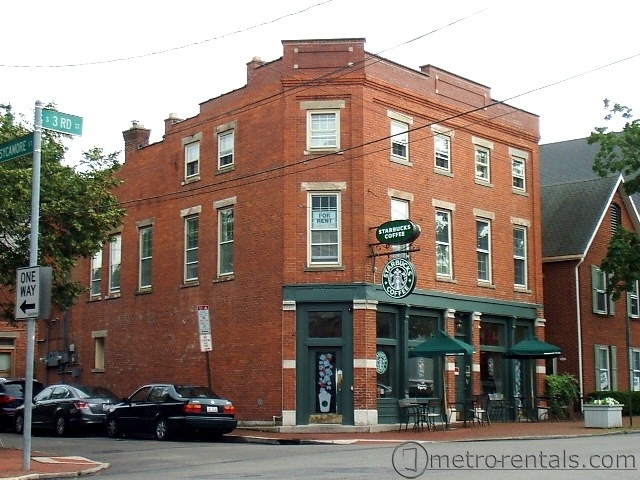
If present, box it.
[3,0,639,164]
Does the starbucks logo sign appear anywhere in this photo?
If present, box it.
[376,351,388,374]
[382,258,417,299]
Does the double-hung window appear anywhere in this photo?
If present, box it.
[308,111,339,150]
[592,265,615,315]
[434,133,451,171]
[632,349,640,391]
[390,120,409,161]
[139,226,153,289]
[513,226,527,288]
[512,156,526,191]
[218,207,234,276]
[594,345,617,391]
[184,215,199,282]
[630,280,640,319]
[185,142,200,179]
[435,210,452,277]
[218,130,234,169]
[476,219,492,282]
[309,193,340,265]
[90,250,102,299]
[391,197,410,259]
[475,147,490,182]
[109,234,121,295]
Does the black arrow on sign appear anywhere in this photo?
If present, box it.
[20,300,35,313]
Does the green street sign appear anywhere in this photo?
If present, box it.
[0,133,34,163]
[42,109,83,136]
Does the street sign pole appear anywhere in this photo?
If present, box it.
[22,101,43,470]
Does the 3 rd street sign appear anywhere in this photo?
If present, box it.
[15,266,52,320]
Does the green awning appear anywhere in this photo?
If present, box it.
[503,336,562,359]
[409,330,475,358]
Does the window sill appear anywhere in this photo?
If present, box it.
[512,188,529,197]
[436,275,457,284]
[304,148,342,155]
[89,296,101,303]
[217,164,235,174]
[181,280,200,288]
[214,275,235,283]
[182,175,201,185]
[434,168,453,177]
[514,287,531,294]
[135,288,153,295]
[390,157,412,167]
[91,368,105,373]
[305,265,346,272]
[477,281,495,289]
[475,179,493,187]
[105,292,121,300]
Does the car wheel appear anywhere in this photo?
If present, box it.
[15,414,24,435]
[106,416,120,438]
[155,418,169,441]
[55,414,68,437]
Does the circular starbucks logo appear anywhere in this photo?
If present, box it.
[376,351,388,374]
[382,258,417,299]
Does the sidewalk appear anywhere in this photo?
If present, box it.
[2,418,638,479]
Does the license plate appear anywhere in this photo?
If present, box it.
[206,406,218,413]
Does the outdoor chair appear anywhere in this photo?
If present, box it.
[423,398,445,431]
[398,398,420,431]
[469,395,491,427]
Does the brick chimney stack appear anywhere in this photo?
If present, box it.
[164,112,183,135]
[122,120,151,158]
[247,56,264,83]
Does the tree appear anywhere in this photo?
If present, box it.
[0,103,125,324]
[588,100,640,299]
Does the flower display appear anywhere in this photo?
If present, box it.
[589,397,620,406]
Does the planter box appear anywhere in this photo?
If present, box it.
[583,405,623,428]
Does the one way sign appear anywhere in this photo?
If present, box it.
[15,266,52,320]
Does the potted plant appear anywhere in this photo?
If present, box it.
[583,397,623,428]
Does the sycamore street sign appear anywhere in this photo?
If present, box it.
[42,109,83,136]
[0,133,34,163]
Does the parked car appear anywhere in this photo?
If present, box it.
[14,384,119,436]
[105,384,237,441]
[0,378,44,431]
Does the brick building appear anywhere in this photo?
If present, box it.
[541,138,640,397]
[35,38,543,427]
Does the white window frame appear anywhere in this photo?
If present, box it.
[475,146,490,182]
[435,209,452,277]
[218,130,234,169]
[109,234,121,295]
[631,348,640,391]
[476,218,492,283]
[308,192,341,266]
[592,265,615,315]
[218,206,234,276]
[512,156,526,191]
[435,133,451,171]
[184,215,199,282]
[139,226,152,289]
[391,197,409,259]
[513,226,527,288]
[594,345,615,391]
[185,141,200,179]
[390,120,409,161]
[90,250,102,299]
[307,110,339,151]
[630,280,640,319]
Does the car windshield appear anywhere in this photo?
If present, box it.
[174,386,219,399]
[76,386,118,399]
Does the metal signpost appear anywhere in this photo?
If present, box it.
[19,102,82,470]
[197,305,213,389]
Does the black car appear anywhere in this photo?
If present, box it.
[15,384,119,436]
[0,378,44,431]
[105,384,237,441]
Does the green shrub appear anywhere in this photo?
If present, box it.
[546,373,580,419]
[587,391,640,416]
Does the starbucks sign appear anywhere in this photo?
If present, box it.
[382,258,417,299]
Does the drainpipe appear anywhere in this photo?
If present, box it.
[575,258,585,409]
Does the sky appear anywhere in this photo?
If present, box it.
[3,0,640,165]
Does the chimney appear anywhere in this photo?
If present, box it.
[122,120,151,158]
[164,112,183,134]
[247,56,264,83]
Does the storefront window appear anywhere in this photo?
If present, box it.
[377,312,396,399]
[408,315,438,341]
[407,315,438,397]
[308,311,342,338]
[480,322,502,346]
